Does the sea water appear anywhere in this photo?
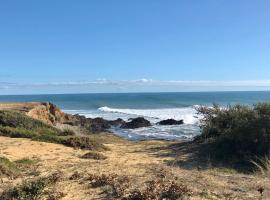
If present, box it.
[1,91,270,140]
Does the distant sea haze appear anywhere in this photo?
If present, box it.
[1,91,270,140]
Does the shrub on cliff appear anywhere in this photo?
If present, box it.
[0,110,60,135]
[0,110,107,151]
[196,103,270,163]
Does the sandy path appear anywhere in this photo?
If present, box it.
[0,136,269,200]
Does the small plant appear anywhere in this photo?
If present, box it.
[59,128,75,136]
[64,136,108,151]
[125,179,191,200]
[88,174,130,197]
[81,151,107,160]
[0,157,18,178]
[0,157,38,179]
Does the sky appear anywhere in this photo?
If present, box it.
[0,0,270,94]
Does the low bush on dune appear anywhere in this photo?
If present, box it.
[81,151,107,160]
[0,110,60,135]
[0,110,107,151]
[0,172,63,200]
[0,157,19,178]
[88,173,191,200]
[0,157,37,178]
[196,103,270,167]
[63,136,108,151]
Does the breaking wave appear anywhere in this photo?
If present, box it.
[98,106,199,124]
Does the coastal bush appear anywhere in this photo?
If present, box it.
[88,173,191,200]
[0,157,18,178]
[88,173,130,197]
[58,128,75,136]
[0,110,107,151]
[125,180,191,200]
[63,136,108,151]
[0,157,37,178]
[0,172,62,200]
[196,103,270,164]
[0,110,60,135]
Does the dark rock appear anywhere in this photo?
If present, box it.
[69,115,126,133]
[121,117,151,129]
[108,118,125,127]
[87,117,111,132]
[158,119,184,125]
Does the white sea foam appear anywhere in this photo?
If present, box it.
[98,106,199,124]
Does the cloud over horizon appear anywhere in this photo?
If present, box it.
[2,79,270,88]
[1,79,270,95]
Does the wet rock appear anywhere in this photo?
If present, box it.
[108,118,125,127]
[87,118,111,132]
[158,119,184,125]
[121,117,151,129]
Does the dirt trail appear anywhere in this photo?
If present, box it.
[0,136,269,200]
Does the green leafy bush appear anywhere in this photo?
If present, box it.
[197,103,270,162]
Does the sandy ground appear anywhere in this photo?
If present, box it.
[0,135,269,200]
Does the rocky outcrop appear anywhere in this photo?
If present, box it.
[70,115,126,133]
[0,102,75,126]
[27,102,76,126]
[120,117,151,129]
[157,119,184,125]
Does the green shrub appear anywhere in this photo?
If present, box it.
[0,110,60,135]
[0,157,37,178]
[0,157,18,178]
[0,126,37,138]
[196,103,270,162]
[58,128,75,136]
[0,110,107,151]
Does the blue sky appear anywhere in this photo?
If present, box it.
[0,0,270,94]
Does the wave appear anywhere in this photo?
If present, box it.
[98,106,199,124]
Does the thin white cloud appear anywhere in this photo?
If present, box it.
[2,79,270,88]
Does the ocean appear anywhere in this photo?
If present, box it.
[1,91,270,140]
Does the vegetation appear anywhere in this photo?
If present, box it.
[88,173,191,200]
[0,110,60,135]
[0,110,107,151]
[125,180,191,200]
[0,157,37,178]
[196,103,270,168]
[0,172,62,200]
[81,151,107,160]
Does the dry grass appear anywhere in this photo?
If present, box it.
[251,154,270,176]
[1,136,270,199]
